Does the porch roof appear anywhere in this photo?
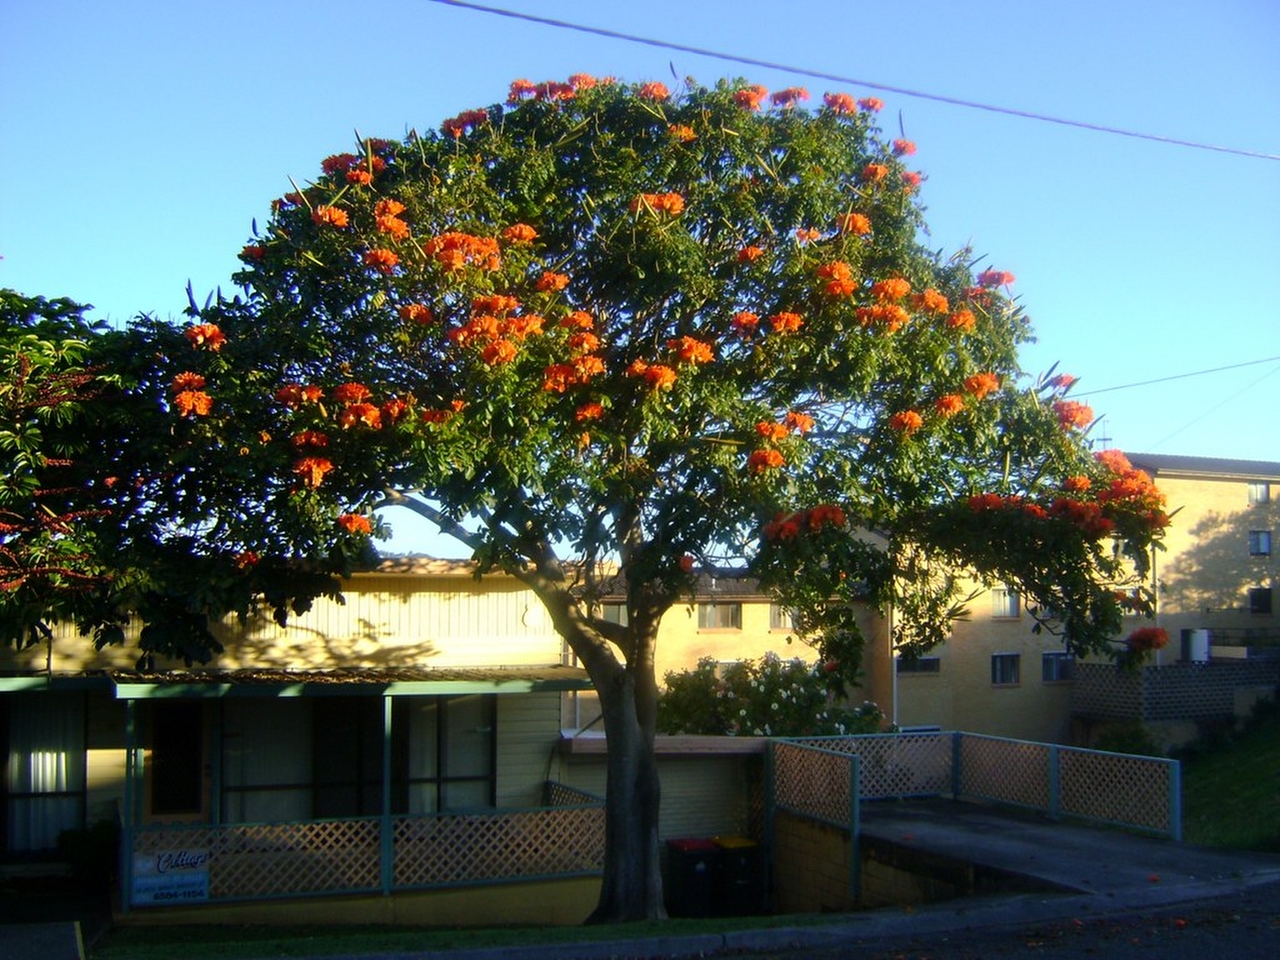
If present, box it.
[0,665,593,698]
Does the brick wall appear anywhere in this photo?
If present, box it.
[1073,660,1280,722]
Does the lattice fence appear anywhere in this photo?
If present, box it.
[1058,747,1176,834]
[771,741,855,828]
[785,733,951,799]
[956,735,1052,809]
[134,818,381,900]
[393,805,605,888]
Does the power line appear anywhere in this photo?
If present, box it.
[430,0,1280,162]
[1075,355,1280,397]
[1144,363,1280,452]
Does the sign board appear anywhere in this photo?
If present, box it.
[131,848,210,905]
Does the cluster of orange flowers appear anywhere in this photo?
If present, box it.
[668,124,697,142]
[501,223,538,245]
[835,212,872,235]
[734,84,768,110]
[889,410,924,434]
[441,108,489,139]
[629,192,685,216]
[276,383,325,407]
[170,372,212,418]
[667,336,714,365]
[337,513,373,535]
[185,323,226,350]
[313,205,349,228]
[763,503,847,541]
[856,303,911,333]
[770,87,810,107]
[423,232,501,272]
[363,249,399,274]
[964,373,1000,399]
[1053,399,1095,431]
[1126,626,1169,652]
[817,261,856,296]
[625,359,678,391]
[374,199,410,241]
[747,448,785,474]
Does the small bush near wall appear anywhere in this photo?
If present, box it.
[1093,721,1165,757]
[658,654,882,737]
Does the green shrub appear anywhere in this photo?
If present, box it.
[658,653,882,737]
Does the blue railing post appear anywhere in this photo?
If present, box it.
[950,732,963,799]
[120,699,136,914]
[848,754,861,898]
[1047,745,1060,820]
[1169,759,1183,842]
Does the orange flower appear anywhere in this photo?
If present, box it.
[737,246,765,262]
[770,86,810,107]
[567,331,601,355]
[642,364,677,390]
[856,304,910,332]
[862,163,888,184]
[807,503,847,530]
[573,354,606,379]
[561,310,595,330]
[823,92,857,115]
[300,385,324,404]
[575,401,605,421]
[901,171,923,191]
[769,312,804,334]
[504,314,544,339]
[381,397,409,423]
[185,324,226,350]
[321,153,359,175]
[423,232,501,271]
[1126,626,1168,652]
[535,271,570,292]
[240,244,265,261]
[291,430,330,449]
[668,336,713,365]
[763,512,801,541]
[748,449,785,473]
[501,223,538,244]
[294,456,334,489]
[235,550,259,569]
[871,277,911,301]
[946,308,976,332]
[312,205,349,228]
[338,513,373,536]
[481,339,518,365]
[964,373,1000,399]
[542,364,576,393]
[794,227,821,244]
[333,382,372,404]
[912,288,949,315]
[668,124,697,142]
[473,294,520,316]
[977,268,1016,288]
[376,213,410,240]
[173,391,212,418]
[857,97,884,112]
[398,303,434,324]
[892,139,917,156]
[731,311,760,335]
[836,212,871,235]
[734,85,768,110]
[755,421,789,442]
[817,261,856,296]
[364,248,399,273]
[567,73,598,90]
[1094,449,1133,474]
[508,78,537,102]
[629,192,685,215]
[1054,400,1094,430]
[1063,475,1092,493]
[442,108,489,138]
[890,410,924,434]
[339,402,382,429]
[637,81,670,100]
[935,395,965,417]
[346,169,373,186]
[783,411,815,434]
[171,372,206,392]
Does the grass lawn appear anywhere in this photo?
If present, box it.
[1181,703,1280,851]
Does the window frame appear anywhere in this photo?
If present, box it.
[990,652,1021,686]
[990,586,1020,620]
[896,656,941,675]
[697,601,743,631]
[1249,530,1272,557]
[1248,481,1271,505]
[1248,587,1274,615]
[1041,651,1074,683]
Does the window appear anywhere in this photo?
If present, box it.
[769,603,797,631]
[1249,530,1272,556]
[599,602,629,626]
[991,653,1021,685]
[1249,482,1271,505]
[697,601,742,630]
[3,693,86,852]
[394,695,496,814]
[1041,652,1074,683]
[150,701,206,817]
[896,656,941,674]
[1249,587,1273,615]
[990,586,1020,619]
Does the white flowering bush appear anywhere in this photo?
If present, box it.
[657,653,882,737]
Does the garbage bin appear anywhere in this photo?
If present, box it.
[664,838,718,917]
[712,834,765,915]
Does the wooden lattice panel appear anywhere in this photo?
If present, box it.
[1059,749,1173,833]
[135,819,380,899]
[392,806,605,889]
[772,742,853,827]
[957,736,1051,809]
[786,733,952,799]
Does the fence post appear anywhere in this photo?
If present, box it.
[950,732,963,799]
[1047,745,1060,821]
[1168,759,1183,842]
[381,695,394,895]
[848,753,861,898]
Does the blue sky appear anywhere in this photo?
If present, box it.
[3,1,1278,551]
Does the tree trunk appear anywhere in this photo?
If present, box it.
[584,661,667,923]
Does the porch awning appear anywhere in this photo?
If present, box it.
[106,664,593,698]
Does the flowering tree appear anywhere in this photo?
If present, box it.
[100,76,1167,921]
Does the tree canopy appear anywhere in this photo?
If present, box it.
[8,75,1169,921]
